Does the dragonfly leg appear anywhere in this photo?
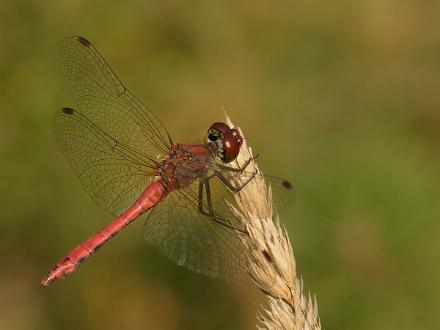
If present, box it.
[198,178,205,214]
[217,154,259,173]
[204,178,215,218]
[197,177,216,218]
[214,169,258,193]
[197,177,216,219]
[197,177,248,235]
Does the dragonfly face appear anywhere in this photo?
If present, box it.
[207,122,243,163]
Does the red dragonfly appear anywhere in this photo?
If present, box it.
[42,36,293,286]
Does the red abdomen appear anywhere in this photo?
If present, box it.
[41,181,166,286]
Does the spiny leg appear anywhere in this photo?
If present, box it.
[214,169,258,193]
[197,176,215,218]
[216,154,259,173]
[205,177,215,218]
[198,178,205,214]
[197,176,247,235]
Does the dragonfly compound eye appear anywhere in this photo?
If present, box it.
[208,122,230,140]
[222,128,243,163]
[207,122,243,163]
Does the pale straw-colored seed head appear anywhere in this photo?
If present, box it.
[225,116,321,330]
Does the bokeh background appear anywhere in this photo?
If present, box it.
[1,1,440,329]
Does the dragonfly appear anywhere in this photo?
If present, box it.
[41,36,294,286]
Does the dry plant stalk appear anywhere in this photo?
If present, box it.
[225,117,321,330]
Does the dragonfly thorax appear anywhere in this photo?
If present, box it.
[158,144,211,191]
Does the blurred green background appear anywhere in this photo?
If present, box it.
[1,0,440,329]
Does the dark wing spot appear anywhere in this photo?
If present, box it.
[61,107,74,115]
[77,36,91,47]
[282,180,293,190]
[262,250,273,263]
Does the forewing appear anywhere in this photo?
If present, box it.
[53,36,172,215]
[265,174,296,214]
[58,36,172,155]
[221,169,296,215]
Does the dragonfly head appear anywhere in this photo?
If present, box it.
[207,122,243,163]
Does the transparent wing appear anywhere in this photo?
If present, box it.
[143,165,295,284]
[266,174,296,214]
[223,171,296,215]
[59,36,172,154]
[53,36,172,215]
[143,179,251,285]
[52,108,157,216]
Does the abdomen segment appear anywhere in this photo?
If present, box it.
[41,181,166,286]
